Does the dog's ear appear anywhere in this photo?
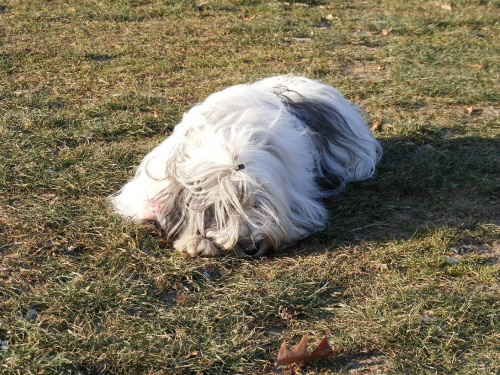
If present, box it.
[155,180,187,239]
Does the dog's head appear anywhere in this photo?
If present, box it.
[152,151,287,257]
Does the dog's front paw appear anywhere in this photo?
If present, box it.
[174,235,220,257]
[234,239,274,258]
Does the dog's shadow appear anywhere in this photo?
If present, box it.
[281,134,500,257]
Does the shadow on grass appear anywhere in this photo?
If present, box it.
[276,134,500,257]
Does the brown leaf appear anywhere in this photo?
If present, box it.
[275,333,334,366]
[370,120,383,132]
[278,304,303,322]
[433,1,452,11]
[440,3,452,11]
[381,28,393,36]
[183,351,198,360]
[308,335,335,360]
[371,121,393,132]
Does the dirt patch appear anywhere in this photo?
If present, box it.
[482,240,500,264]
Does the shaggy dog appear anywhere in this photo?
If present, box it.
[111,76,381,257]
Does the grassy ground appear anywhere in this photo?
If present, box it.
[1,0,499,373]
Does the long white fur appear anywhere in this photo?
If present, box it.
[111,76,381,257]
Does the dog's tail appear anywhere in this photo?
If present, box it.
[259,75,382,194]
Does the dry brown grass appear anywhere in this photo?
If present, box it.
[1,0,499,373]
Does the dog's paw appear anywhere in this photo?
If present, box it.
[174,235,220,257]
[234,239,274,258]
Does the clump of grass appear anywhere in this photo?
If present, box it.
[1,0,499,374]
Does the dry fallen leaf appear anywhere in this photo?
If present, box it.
[370,120,383,132]
[440,3,452,11]
[183,351,198,360]
[275,333,334,366]
[381,28,393,36]
[278,304,303,322]
[433,1,452,11]
[371,121,393,132]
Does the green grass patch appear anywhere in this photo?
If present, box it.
[1,0,499,373]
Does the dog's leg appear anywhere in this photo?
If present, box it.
[173,234,220,257]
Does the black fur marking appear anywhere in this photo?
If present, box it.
[156,182,187,239]
[276,89,363,194]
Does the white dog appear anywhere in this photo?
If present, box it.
[111,76,381,257]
